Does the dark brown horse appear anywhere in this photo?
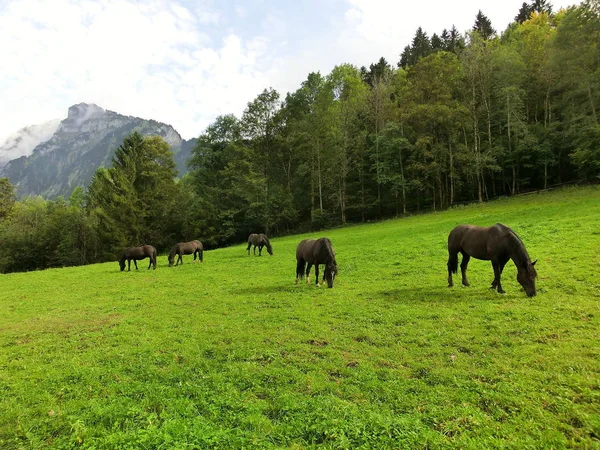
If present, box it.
[247,233,273,256]
[168,240,203,266]
[296,238,338,288]
[447,223,537,296]
[119,245,157,271]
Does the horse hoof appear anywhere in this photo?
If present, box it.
[295,279,299,285]
[498,290,506,294]
[316,283,321,287]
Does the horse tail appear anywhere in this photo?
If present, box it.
[447,252,458,274]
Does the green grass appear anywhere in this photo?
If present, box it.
[1,186,600,449]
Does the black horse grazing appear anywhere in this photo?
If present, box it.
[247,233,273,256]
[447,223,537,296]
[296,238,338,288]
[119,245,157,272]
[168,240,203,266]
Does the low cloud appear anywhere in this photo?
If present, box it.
[0,119,61,166]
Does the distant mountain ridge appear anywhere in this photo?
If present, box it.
[0,103,197,199]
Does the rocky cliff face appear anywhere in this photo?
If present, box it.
[0,103,196,199]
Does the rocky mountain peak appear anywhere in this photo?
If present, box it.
[64,103,106,124]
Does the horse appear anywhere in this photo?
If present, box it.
[168,240,203,266]
[296,237,338,288]
[447,223,537,296]
[119,245,157,272]
[247,233,273,256]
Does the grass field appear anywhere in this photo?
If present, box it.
[1,186,599,449]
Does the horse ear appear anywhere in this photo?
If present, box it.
[532,260,537,266]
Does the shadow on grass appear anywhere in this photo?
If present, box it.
[375,285,510,303]
[233,283,301,295]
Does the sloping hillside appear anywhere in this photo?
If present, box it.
[1,187,599,448]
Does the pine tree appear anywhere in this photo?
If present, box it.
[473,10,496,40]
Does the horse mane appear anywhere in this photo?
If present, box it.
[321,238,337,267]
[263,234,272,249]
[500,224,537,278]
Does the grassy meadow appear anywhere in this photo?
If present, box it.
[1,186,599,449]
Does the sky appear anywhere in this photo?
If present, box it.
[0,0,579,148]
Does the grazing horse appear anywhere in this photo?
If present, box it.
[447,223,538,296]
[296,238,338,288]
[247,233,273,256]
[119,245,157,271]
[168,240,203,266]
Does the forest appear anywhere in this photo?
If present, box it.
[0,0,598,273]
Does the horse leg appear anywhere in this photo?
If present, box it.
[491,260,499,290]
[177,254,183,266]
[247,243,251,255]
[495,257,509,294]
[258,245,263,256]
[148,258,152,270]
[296,259,306,284]
[447,249,459,287]
[315,265,320,287]
[305,263,313,284]
[127,259,131,272]
[460,252,470,287]
[134,260,139,270]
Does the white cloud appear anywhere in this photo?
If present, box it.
[0,0,272,143]
[0,119,61,166]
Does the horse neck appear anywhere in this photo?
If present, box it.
[507,231,529,266]
[322,240,335,264]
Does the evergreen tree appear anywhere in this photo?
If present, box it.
[473,10,496,40]
[516,0,553,23]
[87,131,178,257]
[431,33,444,51]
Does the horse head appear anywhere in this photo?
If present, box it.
[324,262,337,288]
[266,243,273,256]
[168,253,175,267]
[517,259,537,297]
[118,257,126,272]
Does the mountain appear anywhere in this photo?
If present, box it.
[0,103,197,199]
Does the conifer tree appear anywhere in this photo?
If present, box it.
[473,10,496,39]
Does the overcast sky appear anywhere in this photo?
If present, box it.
[0,0,579,144]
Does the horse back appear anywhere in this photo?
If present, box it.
[448,224,507,260]
[296,239,316,261]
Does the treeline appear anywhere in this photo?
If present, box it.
[0,0,598,273]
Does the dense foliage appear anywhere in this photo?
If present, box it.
[0,1,598,272]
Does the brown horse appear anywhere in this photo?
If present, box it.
[447,223,537,296]
[119,245,157,271]
[247,233,273,256]
[168,240,203,266]
[296,238,337,288]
